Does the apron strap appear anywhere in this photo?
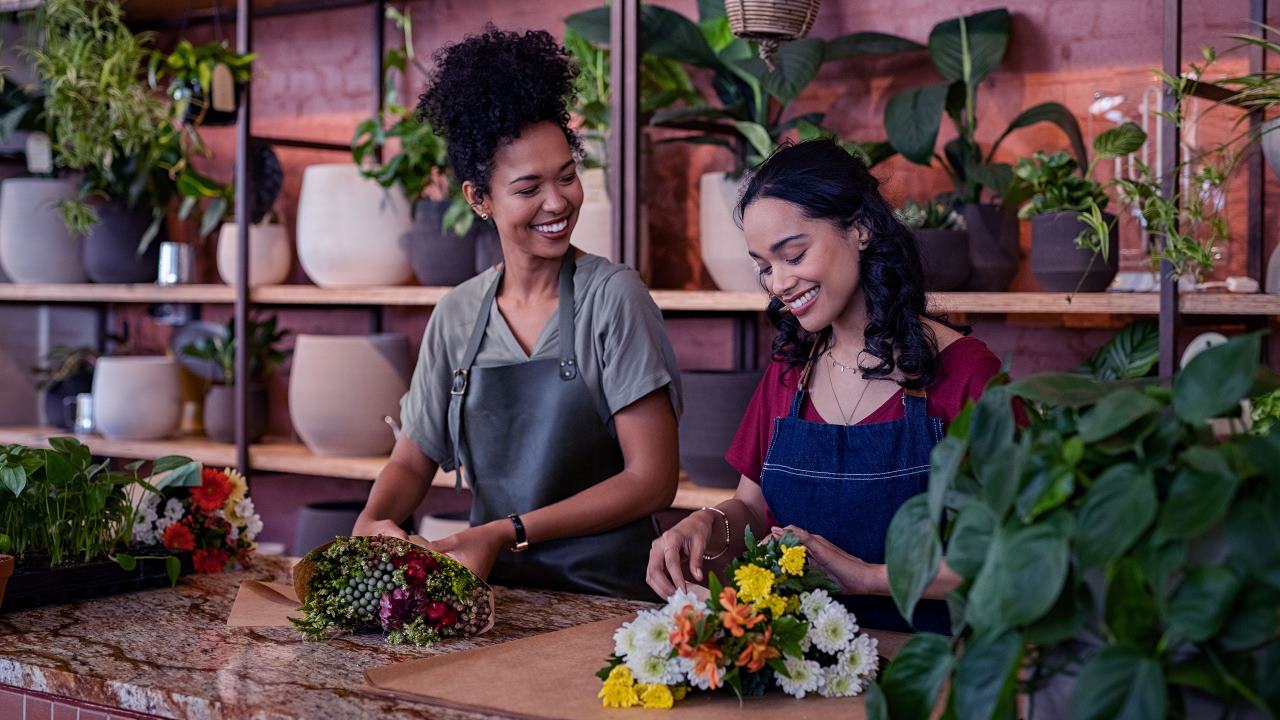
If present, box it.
[788,337,825,419]
[903,387,928,418]
[556,252,578,382]
[449,264,505,491]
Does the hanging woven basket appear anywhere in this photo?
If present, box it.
[725,0,822,70]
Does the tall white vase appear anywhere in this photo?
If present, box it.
[217,221,292,288]
[295,164,414,287]
[571,167,616,262]
[0,177,86,283]
[289,334,411,456]
[699,171,758,291]
[92,357,181,441]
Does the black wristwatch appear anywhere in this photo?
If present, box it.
[507,513,529,552]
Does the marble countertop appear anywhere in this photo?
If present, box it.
[0,557,652,719]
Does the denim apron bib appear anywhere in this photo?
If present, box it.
[446,253,655,600]
[759,353,951,633]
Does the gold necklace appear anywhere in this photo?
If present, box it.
[825,355,874,425]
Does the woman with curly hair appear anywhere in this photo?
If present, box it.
[647,139,1002,632]
[354,28,681,600]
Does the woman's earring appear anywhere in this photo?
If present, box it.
[473,205,489,221]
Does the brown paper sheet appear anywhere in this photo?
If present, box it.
[364,616,913,720]
[227,581,302,627]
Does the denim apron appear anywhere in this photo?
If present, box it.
[759,354,951,633]
[446,252,655,600]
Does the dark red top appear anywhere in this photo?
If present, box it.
[726,336,1003,483]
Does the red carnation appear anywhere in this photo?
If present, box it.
[191,468,234,514]
[193,548,230,573]
[395,551,440,585]
[162,522,196,552]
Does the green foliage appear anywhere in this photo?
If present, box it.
[0,439,198,569]
[1013,151,1108,219]
[31,344,97,391]
[895,198,966,231]
[180,313,290,385]
[148,39,255,125]
[878,333,1280,719]
[1077,321,1159,382]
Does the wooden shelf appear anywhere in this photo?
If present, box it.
[0,283,234,303]
[0,426,729,510]
[251,285,453,306]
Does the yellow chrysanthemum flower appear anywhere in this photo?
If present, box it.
[734,564,775,603]
[779,545,806,576]
[639,683,675,709]
[672,685,689,701]
[222,467,248,519]
[785,595,801,614]
[599,666,639,708]
[755,594,787,617]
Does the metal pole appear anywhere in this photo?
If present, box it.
[1247,0,1267,283]
[608,0,640,268]
[1158,0,1181,380]
[373,0,386,164]
[234,0,253,476]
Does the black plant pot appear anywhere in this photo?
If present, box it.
[43,368,94,430]
[1030,211,1119,292]
[2,550,193,612]
[203,384,268,444]
[82,203,162,284]
[913,229,971,291]
[174,79,242,127]
[410,199,479,286]
[679,370,763,488]
[959,203,1020,291]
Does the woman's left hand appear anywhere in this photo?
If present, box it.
[426,522,511,580]
[769,525,887,596]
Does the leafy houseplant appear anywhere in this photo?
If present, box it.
[181,313,289,444]
[872,333,1280,720]
[896,198,970,291]
[1076,320,1159,382]
[149,39,255,127]
[32,344,97,431]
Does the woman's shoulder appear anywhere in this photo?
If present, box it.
[431,265,501,321]
[933,335,1003,392]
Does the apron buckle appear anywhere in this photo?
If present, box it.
[451,369,469,396]
[559,359,577,381]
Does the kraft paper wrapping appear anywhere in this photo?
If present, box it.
[363,616,914,720]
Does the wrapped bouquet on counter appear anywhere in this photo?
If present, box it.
[291,535,494,646]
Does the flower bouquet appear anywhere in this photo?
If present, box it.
[133,466,261,573]
[291,535,495,646]
[597,530,879,709]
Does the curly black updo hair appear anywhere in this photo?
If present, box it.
[417,26,583,202]
[735,139,967,390]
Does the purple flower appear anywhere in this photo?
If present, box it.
[379,586,428,631]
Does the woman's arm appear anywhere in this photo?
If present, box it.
[769,525,962,600]
[352,435,439,539]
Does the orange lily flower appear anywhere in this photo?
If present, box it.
[735,628,780,673]
[719,586,765,637]
[668,604,699,650]
[691,642,724,690]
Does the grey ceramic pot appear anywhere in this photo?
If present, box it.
[82,203,162,283]
[474,223,503,274]
[203,384,268,444]
[679,370,763,488]
[409,199,478,286]
[0,176,86,283]
[912,229,971,291]
[1030,211,1118,292]
[960,203,1020,291]
[1261,117,1280,180]
[43,368,93,430]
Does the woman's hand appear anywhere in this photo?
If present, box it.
[769,525,887,596]
[351,515,409,540]
[426,522,512,580]
[646,510,718,596]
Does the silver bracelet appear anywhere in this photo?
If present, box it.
[700,506,731,561]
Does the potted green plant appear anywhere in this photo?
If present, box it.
[216,143,290,288]
[181,313,289,444]
[29,0,231,283]
[149,39,255,127]
[895,197,970,291]
[871,333,1280,719]
[883,8,1088,291]
[32,344,97,430]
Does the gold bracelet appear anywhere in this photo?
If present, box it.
[700,506,731,561]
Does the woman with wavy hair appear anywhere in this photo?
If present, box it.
[647,139,1001,632]
[354,27,681,601]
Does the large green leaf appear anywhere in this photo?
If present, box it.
[644,5,727,70]
[947,501,997,579]
[1166,565,1241,642]
[0,465,26,497]
[1226,498,1280,591]
[1006,373,1109,407]
[1104,558,1161,652]
[886,495,942,624]
[954,630,1022,720]
[928,435,966,521]
[928,9,1011,88]
[824,32,926,61]
[1173,333,1261,425]
[1093,122,1148,159]
[1078,321,1159,381]
[1153,452,1238,543]
[885,83,949,165]
[732,120,774,159]
[1070,646,1166,720]
[1025,578,1093,645]
[989,102,1088,168]
[967,523,1070,635]
[1015,464,1075,522]
[735,38,825,107]
[1073,464,1157,568]
[1219,584,1280,652]
[1076,389,1162,443]
[976,433,1028,521]
[879,634,953,720]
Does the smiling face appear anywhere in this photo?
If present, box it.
[743,196,867,333]
[463,121,583,262]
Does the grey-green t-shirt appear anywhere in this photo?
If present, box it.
[400,253,683,471]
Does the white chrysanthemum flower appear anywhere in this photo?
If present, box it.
[630,610,676,656]
[627,651,680,685]
[841,634,880,678]
[228,524,240,544]
[235,498,262,540]
[131,493,161,544]
[163,497,185,522]
[775,655,822,699]
[819,665,864,698]
[799,589,832,623]
[812,603,858,654]
[613,624,640,658]
[662,588,702,617]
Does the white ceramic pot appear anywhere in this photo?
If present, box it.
[0,176,86,283]
[699,171,758,291]
[571,167,616,262]
[217,221,292,287]
[92,357,181,441]
[1266,244,1280,294]
[1261,117,1280,180]
[295,164,414,287]
[288,334,411,456]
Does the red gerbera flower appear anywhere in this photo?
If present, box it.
[191,468,234,514]
[162,522,196,552]
[193,547,230,573]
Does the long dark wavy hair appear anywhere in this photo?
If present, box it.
[734,138,965,390]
